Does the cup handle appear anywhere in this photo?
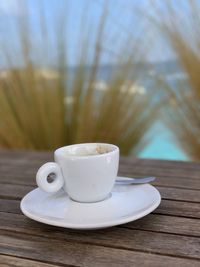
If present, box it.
[36,162,64,193]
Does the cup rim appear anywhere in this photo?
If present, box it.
[55,143,119,159]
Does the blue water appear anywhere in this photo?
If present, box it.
[94,63,189,161]
[138,64,189,161]
[138,121,188,160]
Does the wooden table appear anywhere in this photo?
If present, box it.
[0,150,200,267]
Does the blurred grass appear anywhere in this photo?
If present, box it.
[0,0,161,155]
[154,0,200,160]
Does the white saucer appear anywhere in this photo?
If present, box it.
[20,178,161,230]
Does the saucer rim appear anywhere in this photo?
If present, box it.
[20,182,161,230]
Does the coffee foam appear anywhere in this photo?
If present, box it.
[66,145,113,156]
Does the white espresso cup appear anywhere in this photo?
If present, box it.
[36,143,119,203]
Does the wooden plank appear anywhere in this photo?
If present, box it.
[1,168,200,191]
[0,214,200,259]
[1,151,200,179]
[0,231,200,267]
[1,152,200,182]
[0,255,61,267]
[1,195,200,219]
[0,174,37,186]
[0,199,20,214]
[0,183,34,200]
[0,152,200,266]
[157,187,200,203]
[132,178,196,191]
[2,172,200,191]
[121,174,200,190]
[0,161,200,191]
[120,156,200,170]
[119,166,200,181]
[1,150,200,171]
[0,182,200,206]
[2,159,200,181]
[0,150,52,161]
[0,152,200,190]
[1,211,200,238]
[155,199,200,219]
[123,214,200,237]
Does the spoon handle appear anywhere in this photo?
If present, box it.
[116,176,156,185]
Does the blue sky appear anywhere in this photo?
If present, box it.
[0,0,176,67]
[0,0,177,65]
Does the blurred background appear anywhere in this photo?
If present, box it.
[1,0,200,161]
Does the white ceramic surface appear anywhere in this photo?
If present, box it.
[36,143,119,203]
[20,180,161,230]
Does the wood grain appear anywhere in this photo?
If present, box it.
[1,191,200,219]
[120,156,200,169]
[157,186,200,203]
[155,199,200,219]
[0,255,61,267]
[0,199,21,214]
[0,183,34,200]
[1,169,200,191]
[123,214,200,237]
[1,209,200,237]
[1,182,200,204]
[0,215,200,259]
[119,173,200,190]
[119,162,200,180]
[1,150,200,170]
[1,232,200,267]
[0,150,200,266]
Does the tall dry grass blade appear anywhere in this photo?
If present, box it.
[0,0,161,155]
[154,0,200,160]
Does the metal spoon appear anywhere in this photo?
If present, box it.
[116,176,155,185]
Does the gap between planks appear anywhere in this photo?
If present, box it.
[0,194,200,204]
[1,211,200,238]
[0,254,75,267]
[1,183,200,204]
[0,230,200,263]
[1,150,200,171]
[0,177,200,192]
[1,197,200,219]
